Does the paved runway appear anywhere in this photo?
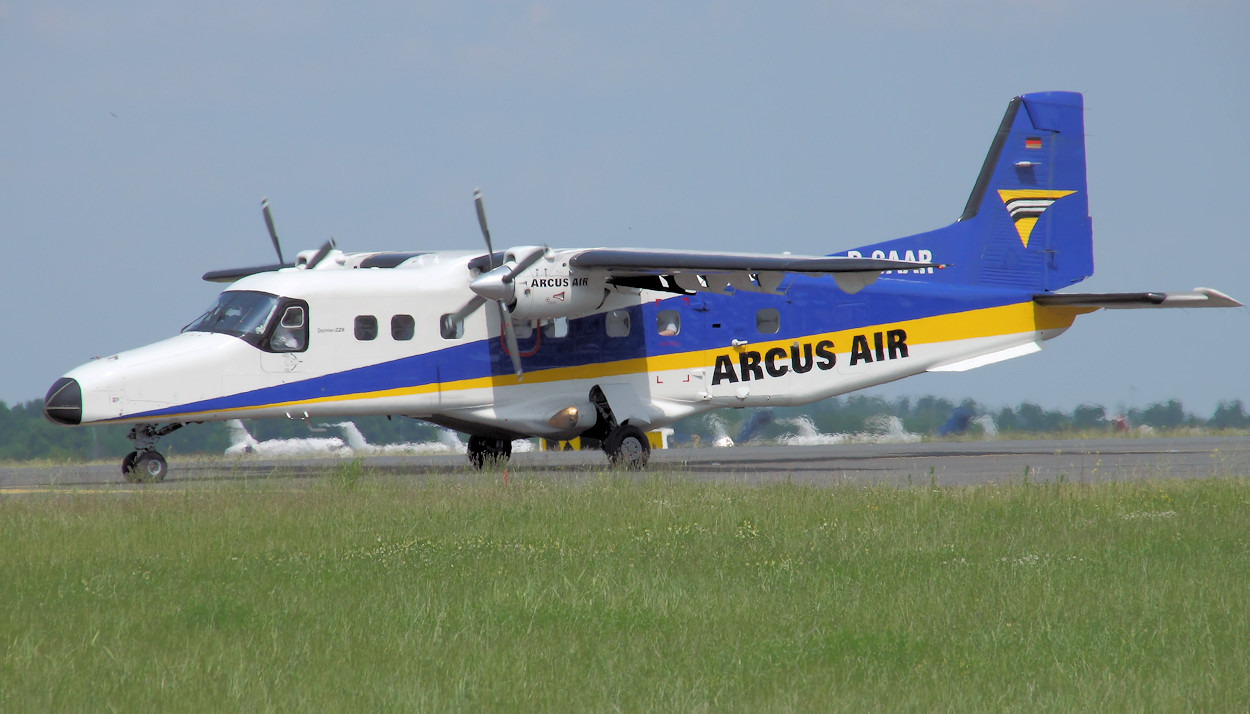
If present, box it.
[2,436,1247,492]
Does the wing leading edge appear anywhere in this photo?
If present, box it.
[569,247,944,296]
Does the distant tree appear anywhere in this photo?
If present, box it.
[901,396,957,434]
[1209,400,1249,430]
[1131,400,1189,430]
[992,402,1070,434]
[1072,404,1107,430]
[995,406,1020,433]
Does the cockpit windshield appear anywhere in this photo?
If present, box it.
[183,291,280,344]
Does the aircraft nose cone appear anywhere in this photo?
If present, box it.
[44,377,82,425]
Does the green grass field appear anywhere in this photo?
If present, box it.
[3,469,1247,711]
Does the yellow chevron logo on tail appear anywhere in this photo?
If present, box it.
[998,189,1076,247]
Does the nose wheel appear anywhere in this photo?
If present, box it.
[121,423,183,483]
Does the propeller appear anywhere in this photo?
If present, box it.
[475,189,522,379]
[264,197,337,270]
[200,199,337,282]
[449,189,548,380]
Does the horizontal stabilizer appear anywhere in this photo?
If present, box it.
[1034,287,1242,309]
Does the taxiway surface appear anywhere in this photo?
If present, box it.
[2,436,1247,492]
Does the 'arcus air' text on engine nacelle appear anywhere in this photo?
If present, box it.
[487,247,609,321]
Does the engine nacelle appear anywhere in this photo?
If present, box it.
[505,250,609,321]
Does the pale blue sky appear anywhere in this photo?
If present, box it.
[3,1,1247,415]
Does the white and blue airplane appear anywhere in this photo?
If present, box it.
[44,91,1240,481]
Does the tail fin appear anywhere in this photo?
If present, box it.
[848,91,1092,292]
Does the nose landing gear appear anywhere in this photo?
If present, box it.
[121,423,184,483]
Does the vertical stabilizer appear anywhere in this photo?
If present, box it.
[848,91,1093,292]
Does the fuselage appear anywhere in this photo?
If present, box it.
[45,249,1080,440]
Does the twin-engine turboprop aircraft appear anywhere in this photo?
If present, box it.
[44,92,1240,481]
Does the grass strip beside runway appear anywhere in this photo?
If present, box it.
[2,470,1247,711]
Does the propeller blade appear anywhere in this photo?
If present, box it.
[474,188,496,269]
[261,198,285,265]
[448,294,487,326]
[305,238,336,270]
[498,302,523,380]
[504,245,547,281]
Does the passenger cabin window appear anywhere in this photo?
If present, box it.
[756,308,780,334]
[439,314,463,340]
[269,305,307,352]
[605,310,631,337]
[656,310,680,336]
[392,314,415,341]
[355,315,378,341]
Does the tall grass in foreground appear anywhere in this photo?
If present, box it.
[2,474,1247,711]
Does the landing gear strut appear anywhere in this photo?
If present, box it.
[122,423,183,483]
[467,435,512,469]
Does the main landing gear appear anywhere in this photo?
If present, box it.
[602,423,651,470]
[467,435,512,469]
[462,387,652,471]
[121,423,183,483]
[586,386,651,470]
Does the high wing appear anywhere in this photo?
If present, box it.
[1033,288,1241,309]
[569,247,944,295]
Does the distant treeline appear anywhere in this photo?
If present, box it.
[672,395,1250,446]
[2,395,1249,462]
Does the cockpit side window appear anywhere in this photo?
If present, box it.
[268,304,308,352]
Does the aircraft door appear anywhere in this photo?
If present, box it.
[260,303,309,375]
[647,299,714,403]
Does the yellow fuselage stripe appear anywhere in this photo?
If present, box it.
[148,301,1090,420]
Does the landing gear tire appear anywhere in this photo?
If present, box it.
[122,450,168,483]
[467,436,512,469]
[603,424,650,470]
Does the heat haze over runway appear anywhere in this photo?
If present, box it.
[2,437,1246,494]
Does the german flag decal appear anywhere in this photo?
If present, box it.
[1025,136,1042,149]
[997,189,1076,247]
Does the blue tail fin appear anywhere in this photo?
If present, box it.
[846,91,1093,292]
